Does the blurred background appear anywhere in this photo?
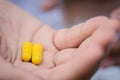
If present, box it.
[10,0,120,80]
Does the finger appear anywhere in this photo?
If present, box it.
[102,40,120,68]
[32,25,57,68]
[102,56,120,68]
[71,19,120,79]
[54,16,108,50]
[0,57,43,80]
[51,19,120,80]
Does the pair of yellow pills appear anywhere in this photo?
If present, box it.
[22,42,42,65]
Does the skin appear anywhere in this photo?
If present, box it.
[0,0,120,80]
[110,8,120,20]
[102,8,120,68]
[41,0,120,68]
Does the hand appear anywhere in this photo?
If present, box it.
[102,40,120,68]
[102,8,120,68]
[0,1,120,80]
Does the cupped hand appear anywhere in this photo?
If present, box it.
[0,1,120,80]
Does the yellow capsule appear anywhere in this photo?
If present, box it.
[32,43,42,65]
[22,42,32,62]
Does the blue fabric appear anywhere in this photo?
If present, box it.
[10,0,65,29]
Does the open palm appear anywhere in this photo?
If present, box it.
[0,1,120,80]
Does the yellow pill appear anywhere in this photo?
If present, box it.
[32,43,42,65]
[22,42,32,62]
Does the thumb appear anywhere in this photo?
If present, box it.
[0,57,43,80]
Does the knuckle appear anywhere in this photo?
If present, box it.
[86,16,108,24]
[93,16,108,20]
[110,19,120,31]
[85,16,109,29]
